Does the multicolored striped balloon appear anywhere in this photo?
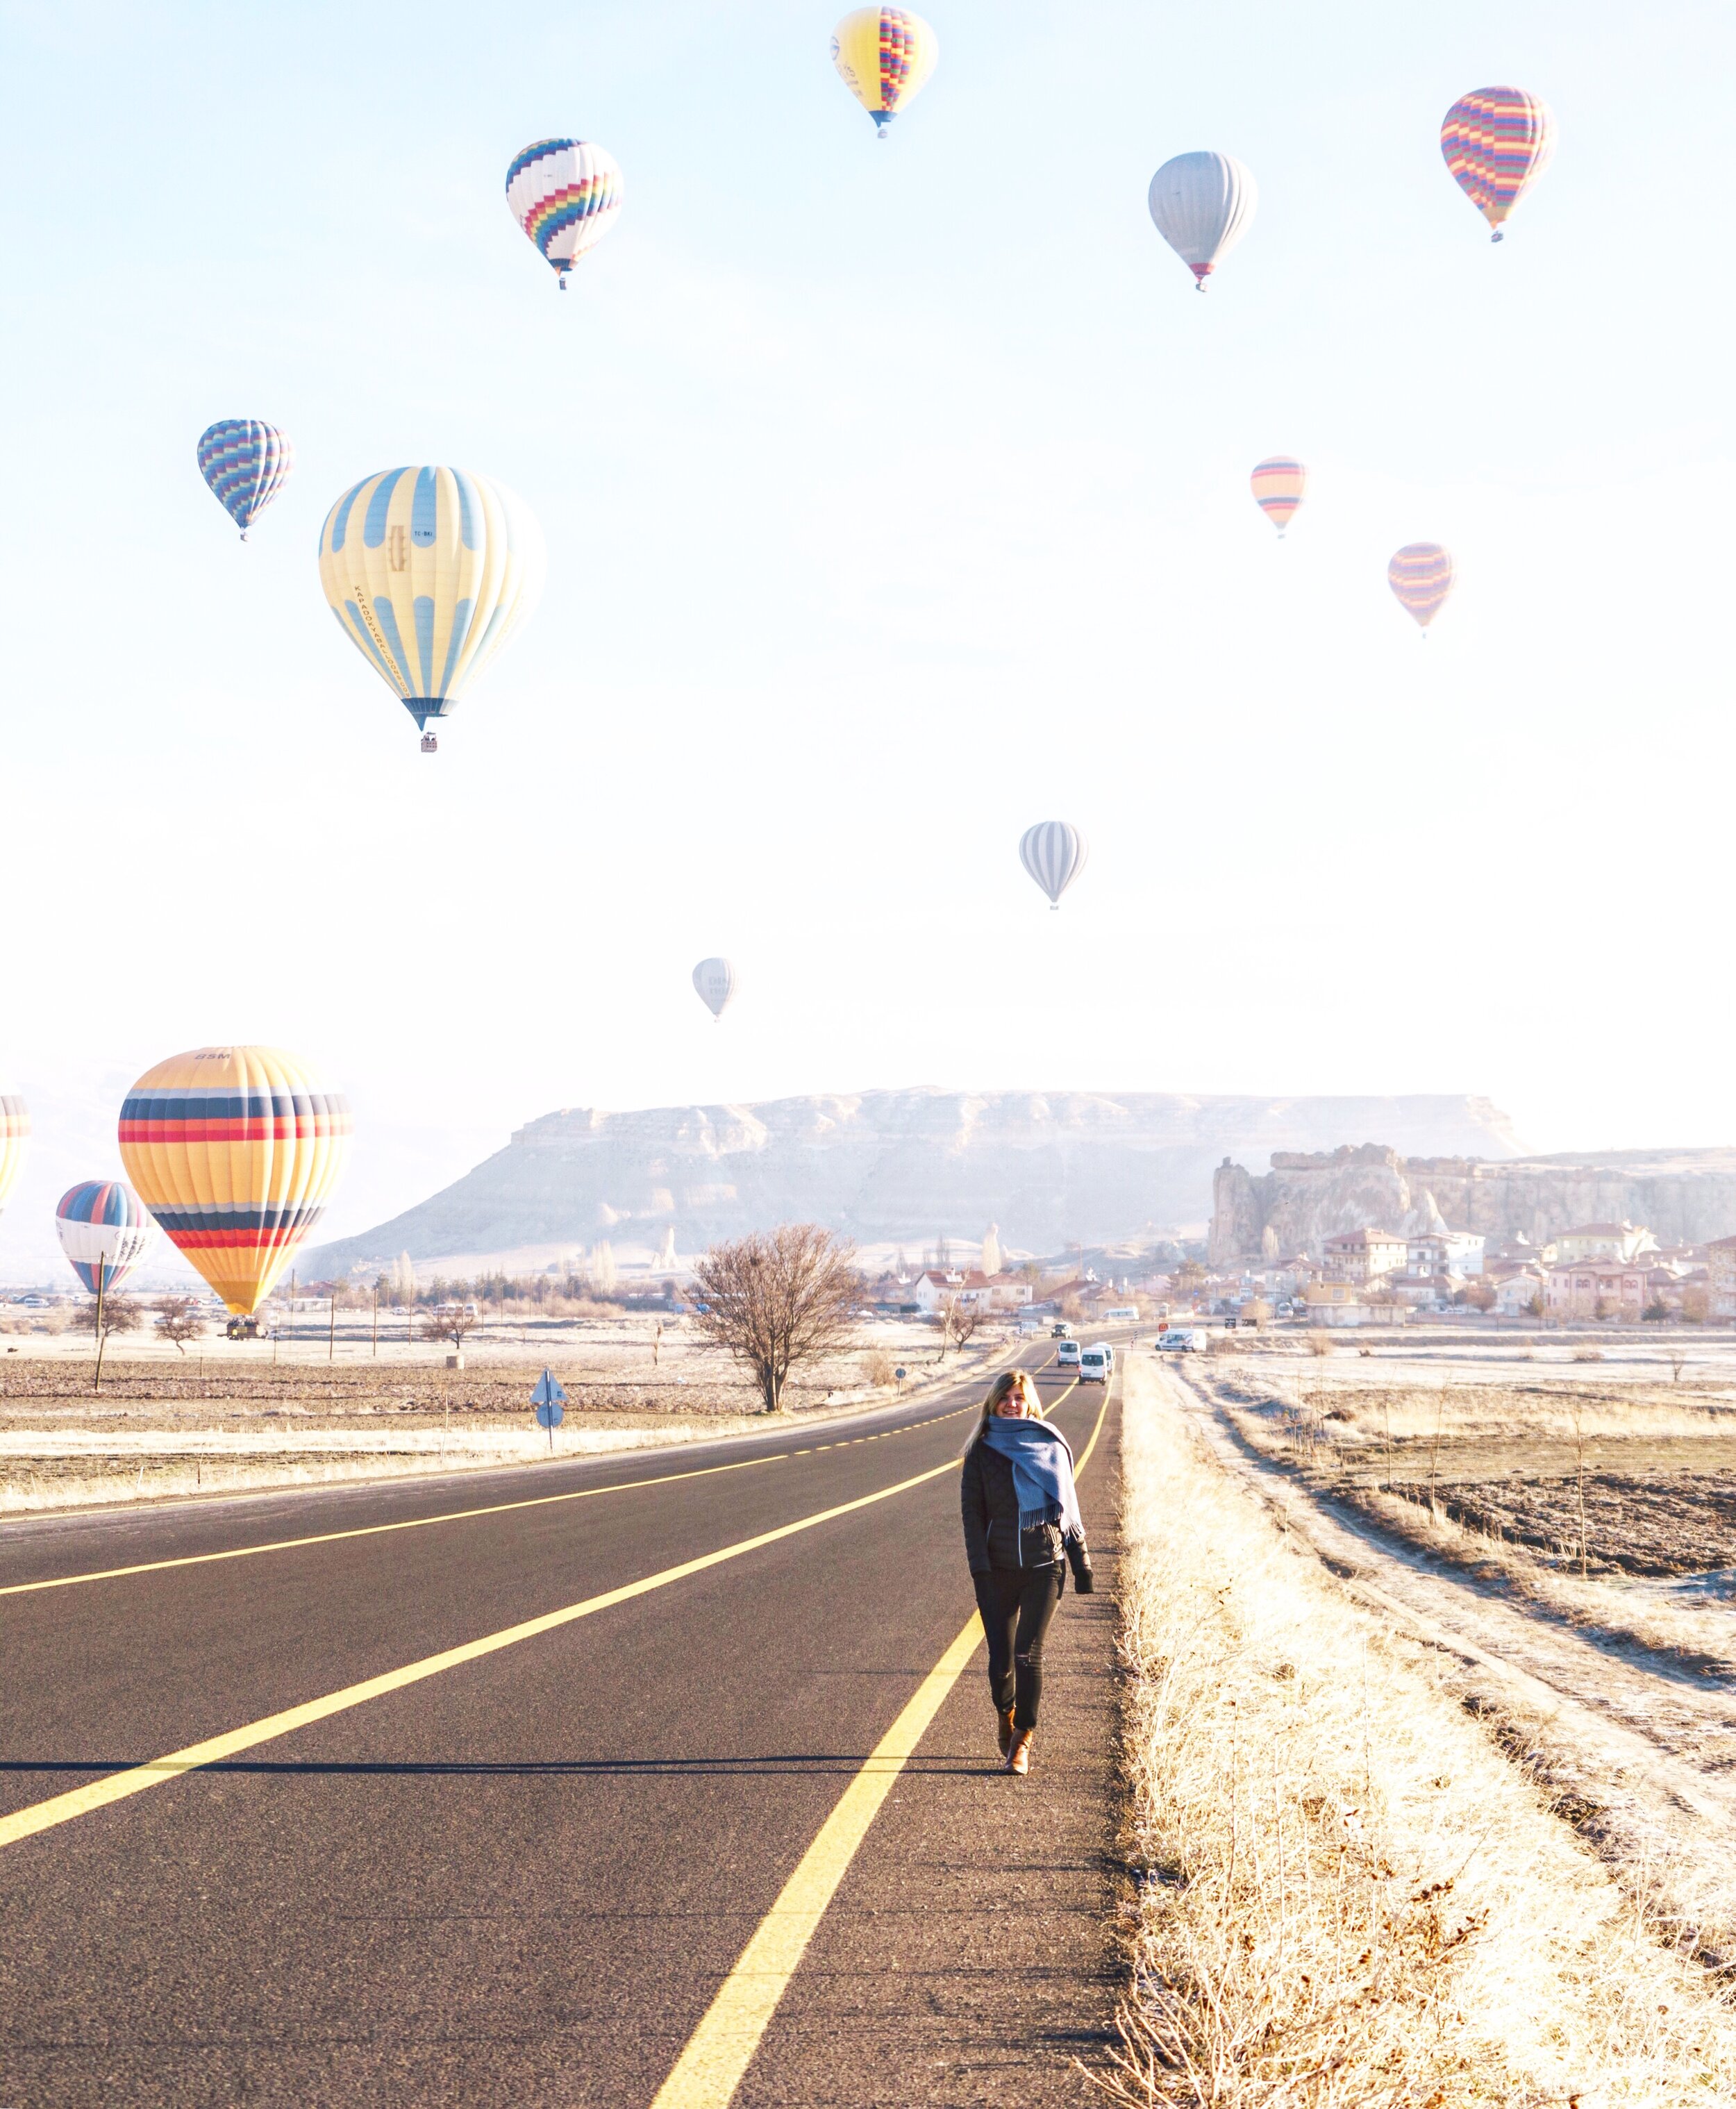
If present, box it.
[117,1047,351,1315]
[1440,87,1555,242]
[1019,822,1087,910]
[197,420,294,540]
[56,1181,152,1297]
[506,140,623,287]
[1251,457,1307,535]
[1388,544,1455,633]
[0,1081,27,1221]
[831,7,938,135]
[317,465,546,749]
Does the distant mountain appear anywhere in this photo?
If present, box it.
[301,1087,1526,1276]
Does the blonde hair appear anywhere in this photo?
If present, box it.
[965,1368,1040,1455]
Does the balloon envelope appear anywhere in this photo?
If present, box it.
[197,419,294,539]
[1251,457,1306,533]
[831,6,938,131]
[118,1047,351,1315]
[1148,152,1257,287]
[317,467,545,737]
[1020,822,1087,909]
[1441,87,1555,241]
[1388,544,1455,630]
[0,1082,27,1220]
[693,958,736,1019]
[506,139,622,285]
[56,1181,152,1295]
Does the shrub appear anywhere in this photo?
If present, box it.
[861,1348,896,1388]
[1571,1344,1603,1363]
[1307,1330,1334,1357]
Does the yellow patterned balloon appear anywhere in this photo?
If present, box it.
[831,8,938,135]
[119,1047,351,1315]
[317,466,545,752]
[0,1079,28,1221]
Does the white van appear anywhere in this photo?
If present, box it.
[1157,1327,1206,1352]
[1055,1339,1082,1372]
[1079,1344,1110,1384]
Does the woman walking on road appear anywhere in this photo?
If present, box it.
[960,1368,1093,1776]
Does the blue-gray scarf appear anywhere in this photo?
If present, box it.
[981,1416,1083,1544]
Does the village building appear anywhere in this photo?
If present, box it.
[1323,1228,1408,1285]
[1405,1230,1485,1277]
[1493,1270,1547,1317]
[1544,1258,1651,1322]
[1551,1222,1657,1265]
[1707,1235,1736,1320]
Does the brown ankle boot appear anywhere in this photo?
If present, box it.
[996,1706,1016,1758]
[1007,1731,1033,1776]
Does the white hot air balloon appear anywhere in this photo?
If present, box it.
[1147,151,1258,290]
[1019,822,1087,910]
[693,958,736,1022]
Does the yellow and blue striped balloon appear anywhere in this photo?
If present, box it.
[316,467,546,749]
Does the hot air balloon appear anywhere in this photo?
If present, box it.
[693,958,736,1022]
[56,1181,152,1296]
[1020,822,1087,910]
[0,1080,26,1221]
[317,467,546,753]
[1148,152,1257,289]
[831,6,938,135]
[117,1047,351,1317]
[1441,87,1555,242]
[197,420,294,541]
[1251,457,1306,535]
[506,139,623,288]
[1388,544,1454,633]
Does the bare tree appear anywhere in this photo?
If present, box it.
[69,1292,141,1390]
[689,1224,861,1413]
[940,1294,987,1355]
[153,1294,206,1356]
[421,1303,481,1354]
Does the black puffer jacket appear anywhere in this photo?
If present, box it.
[960,1437,1094,1589]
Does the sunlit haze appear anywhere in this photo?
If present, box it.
[2,0,1730,1265]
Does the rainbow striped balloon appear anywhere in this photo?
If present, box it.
[1440,87,1555,242]
[196,419,294,540]
[1250,457,1306,535]
[56,1181,152,1297]
[506,139,623,287]
[118,1047,350,1315]
[831,7,939,135]
[1388,544,1455,633]
[0,1082,27,1222]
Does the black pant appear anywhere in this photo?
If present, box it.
[973,1564,1064,1733]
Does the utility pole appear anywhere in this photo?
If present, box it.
[372,1287,379,1356]
[328,1290,337,1364]
[92,1251,108,1394]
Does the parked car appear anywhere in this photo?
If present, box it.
[1078,1344,1110,1384]
[1156,1327,1207,1352]
[1055,1339,1082,1372]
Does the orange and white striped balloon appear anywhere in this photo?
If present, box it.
[1250,456,1306,535]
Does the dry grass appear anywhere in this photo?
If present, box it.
[1109,1358,1736,2105]
[1256,1376,1736,1445]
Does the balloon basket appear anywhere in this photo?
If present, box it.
[420,732,439,754]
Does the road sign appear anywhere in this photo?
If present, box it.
[532,1369,567,1448]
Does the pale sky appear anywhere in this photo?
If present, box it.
[0,0,1731,1269]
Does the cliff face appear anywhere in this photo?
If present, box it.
[302,1087,1523,1275]
[1210,1145,1736,1265]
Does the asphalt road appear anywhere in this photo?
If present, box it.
[0,1347,1122,2107]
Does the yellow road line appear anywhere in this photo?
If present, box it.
[649,1381,1112,2109]
[0,1401,977,1602]
[0,1456,968,1855]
